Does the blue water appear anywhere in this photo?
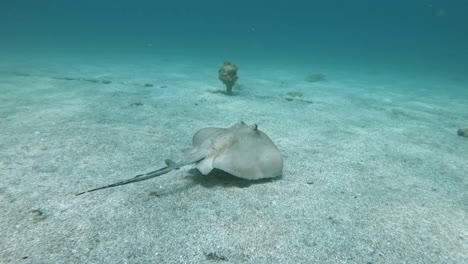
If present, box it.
[1,0,467,75]
[1,2,468,263]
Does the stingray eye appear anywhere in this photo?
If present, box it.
[251,124,258,131]
[238,120,246,125]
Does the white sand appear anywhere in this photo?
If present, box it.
[0,52,467,263]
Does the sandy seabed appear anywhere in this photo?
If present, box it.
[0,52,467,263]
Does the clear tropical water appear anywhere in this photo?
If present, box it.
[0,1,467,263]
[2,1,467,73]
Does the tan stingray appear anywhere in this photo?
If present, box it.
[77,121,283,195]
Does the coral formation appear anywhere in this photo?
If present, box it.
[218,61,238,95]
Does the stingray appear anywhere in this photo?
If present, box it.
[76,121,283,195]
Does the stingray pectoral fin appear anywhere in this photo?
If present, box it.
[196,156,215,175]
[76,166,173,196]
[182,147,198,156]
[177,148,207,168]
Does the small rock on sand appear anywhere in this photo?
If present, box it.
[457,128,468,137]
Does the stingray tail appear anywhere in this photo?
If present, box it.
[76,165,174,196]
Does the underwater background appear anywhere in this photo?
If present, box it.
[1,0,468,74]
[1,1,467,263]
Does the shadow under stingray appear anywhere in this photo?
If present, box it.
[143,168,282,199]
[185,168,282,189]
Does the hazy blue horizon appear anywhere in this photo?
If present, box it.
[1,1,467,74]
